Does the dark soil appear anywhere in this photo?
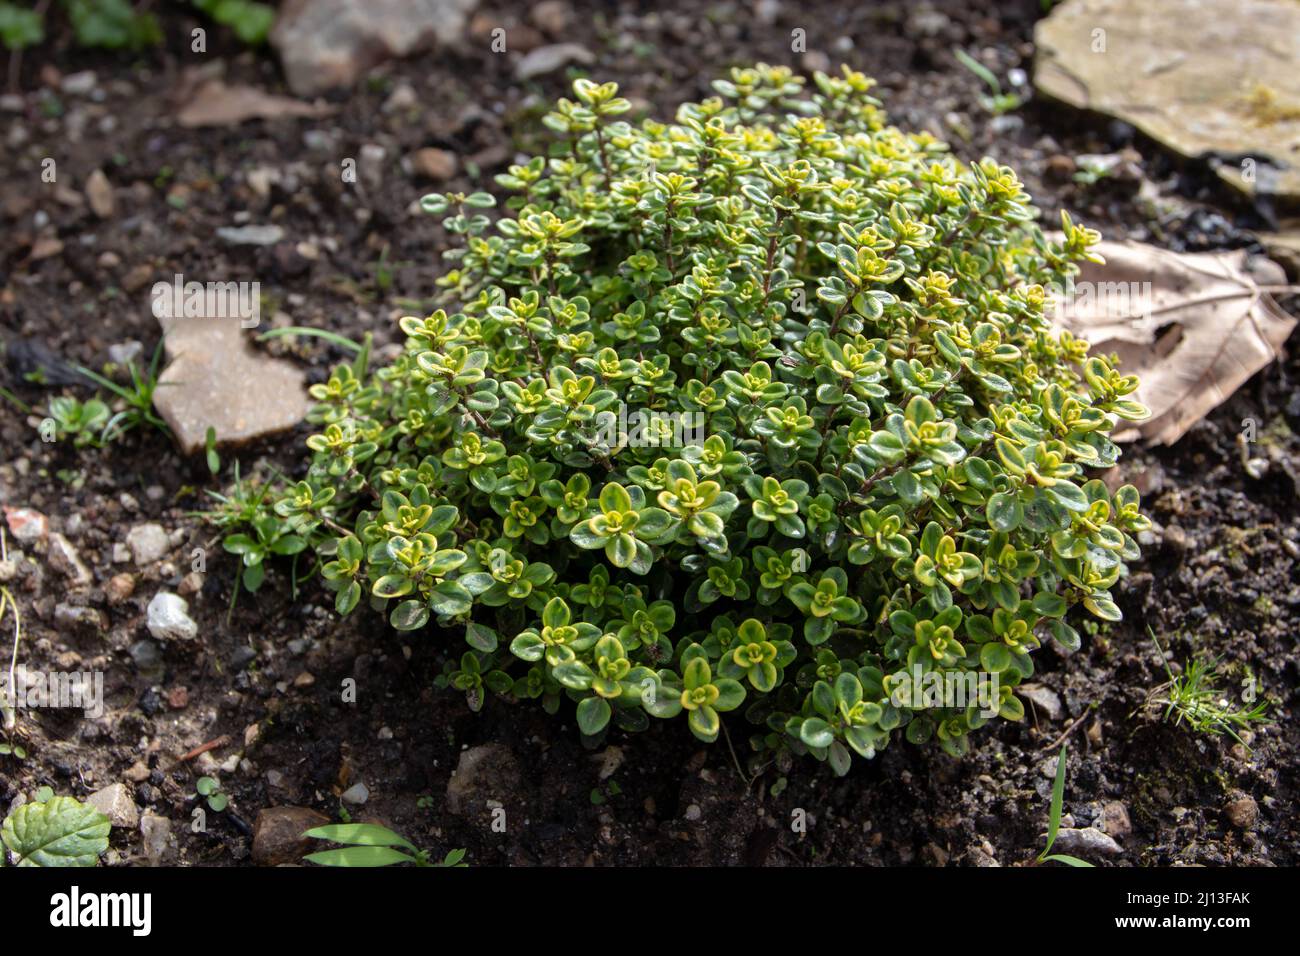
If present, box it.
[1,0,1296,867]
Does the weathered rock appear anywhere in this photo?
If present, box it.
[1044,153,1077,182]
[410,147,458,181]
[529,0,571,36]
[1053,826,1123,857]
[216,224,284,246]
[60,70,97,96]
[1099,801,1132,840]
[358,143,387,188]
[31,238,62,261]
[515,43,595,81]
[251,806,330,865]
[139,812,176,865]
[965,845,1001,867]
[1035,0,1300,200]
[126,522,170,566]
[446,743,522,817]
[1075,150,1144,183]
[53,603,106,634]
[340,782,370,805]
[593,745,624,781]
[151,313,309,455]
[271,0,478,95]
[246,167,277,199]
[3,506,48,544]
[382,82,417,113]
[129,640,164,679]
[1017,684,1063,721]
[1224,791,1259,830]
[106,572,136,605]
[230,646,258,671]
[108,340,143,366]
[146,592,198,642]
[922,842,950,866]
[85,169,115,219]
[87,783,139,829]
[47,532,92,586]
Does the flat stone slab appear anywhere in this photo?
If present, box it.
[1035,0,1300,201]
[271,0,478,95]
[153,311,309,455]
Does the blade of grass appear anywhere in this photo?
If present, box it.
[352,331,373,379]
[0,385,31,414]
[954,47,1002,95]
[258,327,363,354]
[1039,743,1068,860]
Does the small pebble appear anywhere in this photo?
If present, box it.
[146,592,198,641]
[1224,792,1258,830]
[340,782,370,806]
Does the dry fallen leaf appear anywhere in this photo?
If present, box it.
[1051,239,1297,445]
[176,79,333,128]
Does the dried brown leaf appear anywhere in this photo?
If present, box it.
[176,79,333,128]
[1051,240,1297,445]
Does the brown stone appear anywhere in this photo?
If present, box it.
[411,147,458,181]
[30,237,63,261]
[1099,801,1131,839]
[251,807,330,865]
[1224,792,1259,830]
[1044,154,1076,182]
[106,572,136,605]
[85,169,115,219]
[122,264,154,293]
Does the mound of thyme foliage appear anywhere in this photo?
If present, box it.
[274,66,1151,773]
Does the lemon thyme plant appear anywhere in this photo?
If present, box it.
[272,66,1150,774]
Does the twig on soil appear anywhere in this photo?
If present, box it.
[178,734,231,763]
[719,720,754,786]
[1034,706,1095,757]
